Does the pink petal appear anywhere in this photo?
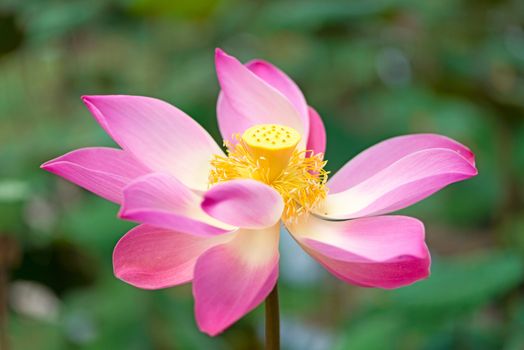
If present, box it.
[246,59,309,135]
[216,94,252,143]
[202,179,284,229]
[41,147,149,203]
[328,134,476,193]
[113,225,234,289]
[82,95,223,191]
[193,224,280,336]
[306,106,326,154]
[287,215,430,289]
[320,148,478,220]
[119,173,235,236]
[215,49,306,147]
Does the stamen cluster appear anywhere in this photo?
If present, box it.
[209,138,329,222]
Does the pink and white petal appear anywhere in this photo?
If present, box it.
[202,179,284,229]
[193,224,280,336]
[82,95,223,191]
[217,59,311,146]
[287,215,430,289]
[306,106,326,155]
[120,173,235,236]
[113,225,234,290]
[215,49,305,148]
[216,94,252,144]
[328,134,476,193]
[246,59,309,136]
[319,148,478,220]
[41,147,150,203]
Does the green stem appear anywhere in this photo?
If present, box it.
[265,283,280,350]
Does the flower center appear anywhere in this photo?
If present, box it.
[242,124,302,181]
[209,124,329,222]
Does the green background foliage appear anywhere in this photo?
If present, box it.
[1,0,523,349]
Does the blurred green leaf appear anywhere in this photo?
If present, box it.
[60,197,134,257]
[10,315,64,350]
[335,314,402,350]
[259,0,393,30]
[391,252,524,316]
[129,0,222,19]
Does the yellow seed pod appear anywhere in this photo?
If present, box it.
[241,124,301,182]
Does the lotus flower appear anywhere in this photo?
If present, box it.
[41,49,477,336]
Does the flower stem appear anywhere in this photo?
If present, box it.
[265,282,280,350]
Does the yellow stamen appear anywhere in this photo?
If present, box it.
[209,124,329,222]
